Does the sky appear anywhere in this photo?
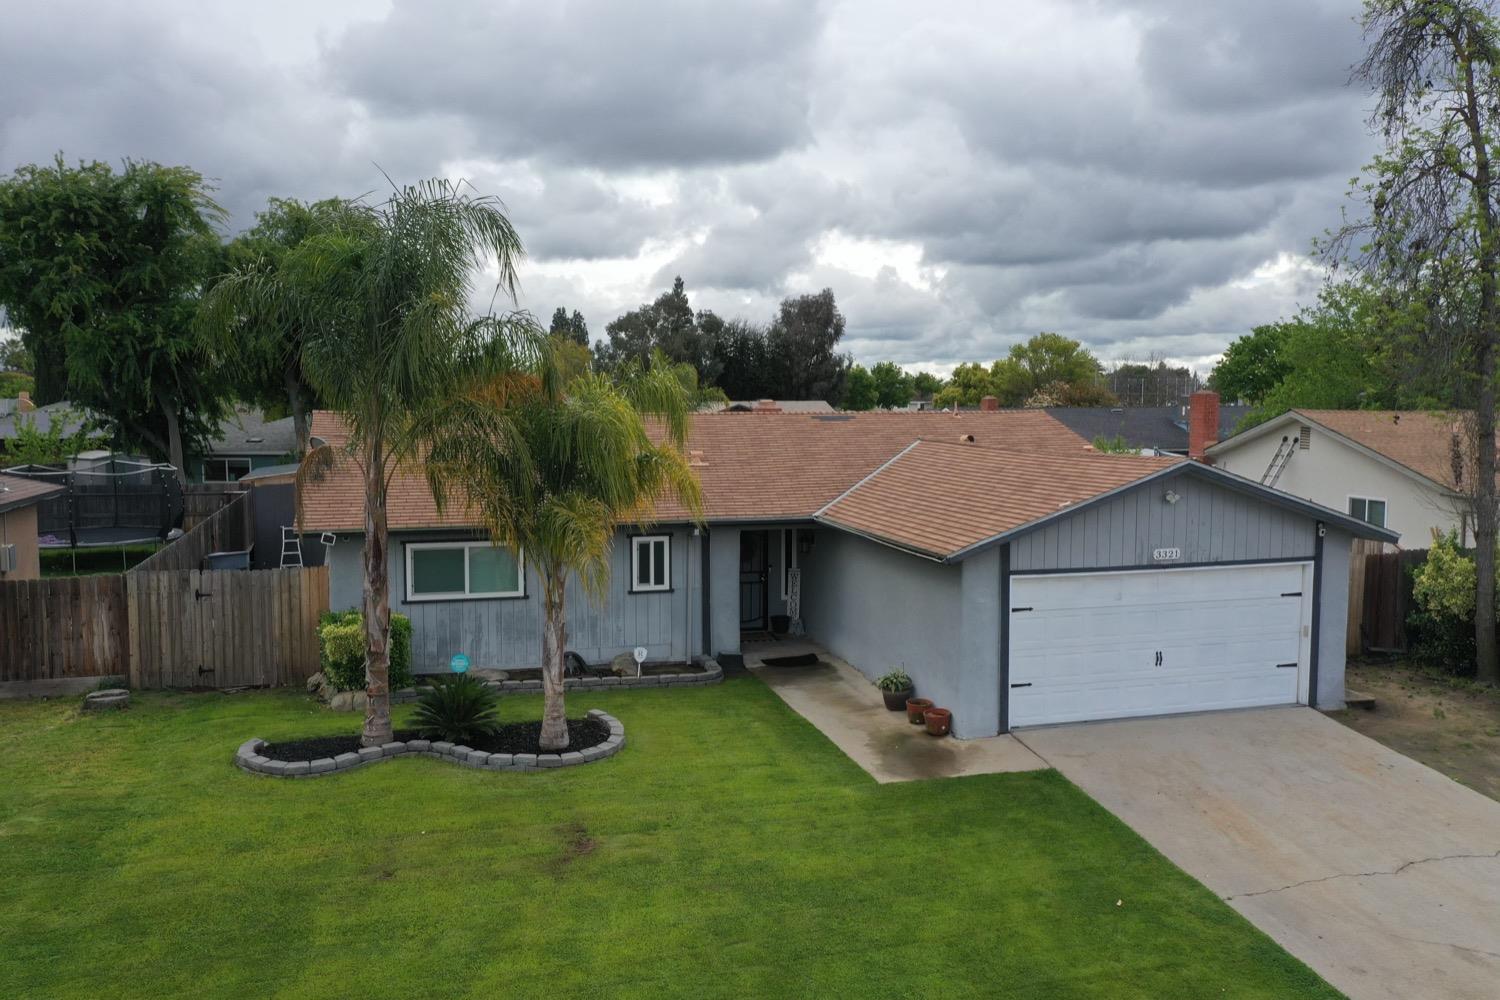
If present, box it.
[0,0,1379,376]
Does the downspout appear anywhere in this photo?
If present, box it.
[1308,523,1324,709]
[699,528,711,658]
[999,543,1011,733]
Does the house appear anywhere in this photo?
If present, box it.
[704,399,836,414]
[191,407,299,483]
[1206,407,1479,547]
[0,396,90,445]
[298,407,1394,738]
[1045,399,1250,455]
[0,473,65,580]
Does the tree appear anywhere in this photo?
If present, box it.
[0,336,33,374]
[549,307,589,346]
[870,361,914,409]
[0,157,230,475]
[933,362,995,407]
[595,277,722,385]
[765,288,851,403]
[1208,326,1294,404]
[911,371,944,399]
[427,350,703,750]
[843,364,878,410]
[707,318,773,400]
[992,332,1110,406]
[2,412,101,466]
[1328,1,1500,685]
[200,179,539,746]
[205,197,357,455]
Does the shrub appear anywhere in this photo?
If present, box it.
[1409,532,1478,675]
[318,610,413,692]
[876,668,913,692]
[411,674,500,743]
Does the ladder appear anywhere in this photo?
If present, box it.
[279,526,303,568]
[1261,436,1295,487]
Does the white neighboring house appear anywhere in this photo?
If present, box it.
[1206,409,1472,548]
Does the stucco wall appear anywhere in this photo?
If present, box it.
[328,527,703,672]
[1213,422,1447,547]
[0,505,40,580]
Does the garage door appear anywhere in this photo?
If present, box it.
[1008,563,1310,727]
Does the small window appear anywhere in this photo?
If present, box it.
[631,535,671,592]
[202,457,252,483]
[406,542,523,601]
[1347,496,1387,529]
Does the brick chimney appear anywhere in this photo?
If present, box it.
[1188,390,1220,462]
[979,395,999,412]
[16,390,34,413]
[754,399,782,413]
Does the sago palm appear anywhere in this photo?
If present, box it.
[428,349,704,750]
[199,179,539,746]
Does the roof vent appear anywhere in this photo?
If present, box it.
[246,436,264,444]
[958,433,975,443]
[688,449,707,467]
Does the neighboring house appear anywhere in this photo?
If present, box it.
[705,399,836,414]
[1045,399,1250,455]
[191,407,299,483]
[299,407,1393,738]
[1207,409,1477,547]
[0,396,90,445]
[0,473,64,580]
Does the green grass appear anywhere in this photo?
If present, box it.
[40,543,161,577]
[0,679,1337,1000]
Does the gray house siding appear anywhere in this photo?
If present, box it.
[328,527,704,673]
[1009,472,1316,572]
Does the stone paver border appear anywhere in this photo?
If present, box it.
[236,709,625,778]
[390,656,721,703]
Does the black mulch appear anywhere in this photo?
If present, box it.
[258,717,611,762]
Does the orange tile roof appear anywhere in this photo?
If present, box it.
[1292,410,1479,490]
[817,440,1182,559]
[300,409,1094,532]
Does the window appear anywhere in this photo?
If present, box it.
[631,535,671,592]
[405,542,523,601]
[1348,496,1387,529]
[201,457,252,483]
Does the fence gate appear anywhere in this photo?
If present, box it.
[127,567,327,688]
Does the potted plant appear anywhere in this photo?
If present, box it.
[905,697,934,725]
[876,668,914,711]
[923,706,952,737]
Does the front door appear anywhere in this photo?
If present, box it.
[739,530,769,630]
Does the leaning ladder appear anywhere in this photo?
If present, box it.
[280,526,303,568]
[1261,436,1295,487]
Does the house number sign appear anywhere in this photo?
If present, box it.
[1151,547,1181,562]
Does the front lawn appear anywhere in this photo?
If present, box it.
[0,680,1336,999]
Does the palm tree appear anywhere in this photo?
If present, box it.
[427,350,704,750]
[199,179,538,746]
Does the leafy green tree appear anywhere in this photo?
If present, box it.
[765,289,851,403]
[707,318,773,400]
[549,307,589,346]
[200,179,539,747]
[0,336,33,374]
[427,350,703,750]
[0,371,32,399]
[870,361,914,409]
[596,277,722,386]
[0,157,230,475]
[992,332,1109,406]
[1327,0,1500,684]
[911,371,944,399]
[2,412,102,465]
[933,362,995,407]
[1208,325,1293,404]
[843,364,878,410]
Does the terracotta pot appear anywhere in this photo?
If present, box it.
[882,687,914,711]
[924,707,952,737]
[905,697,934,725]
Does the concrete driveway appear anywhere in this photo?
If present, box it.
[1019,707,1500,1000]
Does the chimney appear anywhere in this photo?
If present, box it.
[754,399,782,413]
[979,395,999,412]
[16,390,34,414]
[1188,390,1220,462]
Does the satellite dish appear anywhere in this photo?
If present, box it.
[633,646,647,678]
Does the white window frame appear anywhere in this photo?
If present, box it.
[404,541,525,602]
[630,534,671,593]
[202,456,252,483]
[1347,495,1388,529]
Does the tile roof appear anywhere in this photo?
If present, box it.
[0,472,65,515]
[1290,409,1479,489]
[816,439,1182,559]
[299,408,1094,532]
[0,402,91,440]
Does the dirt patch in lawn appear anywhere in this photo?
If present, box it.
[1330,661,1500,802]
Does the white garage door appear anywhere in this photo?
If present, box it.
[1008,563,1310,728]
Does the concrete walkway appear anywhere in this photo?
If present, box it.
[1019,707,1500,1000]
[746,639,1045,782]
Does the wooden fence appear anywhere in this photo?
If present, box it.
[1347,541,1428,655]
[0,565,328,688]
[132,493,252,574]
[182,484,242,531]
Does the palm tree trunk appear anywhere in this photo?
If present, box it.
[539,570,570,750]
[361,443,394,746]
[284,366,310,456]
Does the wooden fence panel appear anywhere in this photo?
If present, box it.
[131,493,252,574]
[0,575,130,682]
[1347,544,1428,656]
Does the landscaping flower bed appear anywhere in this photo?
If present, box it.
[235,709,625,776]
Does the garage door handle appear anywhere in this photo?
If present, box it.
[1011,606,1033,613]
[1275,662,1298,669]
[1280,591,1302,597]
[1010,682,1032,688]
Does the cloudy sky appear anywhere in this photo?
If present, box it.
[0,0,1378,375]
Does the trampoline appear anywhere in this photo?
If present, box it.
[4,459,183,569]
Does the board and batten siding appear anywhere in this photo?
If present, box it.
[328,527,702,672]
[1009,472,1316,572]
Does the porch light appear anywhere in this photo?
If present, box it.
[1163,489,1181,505]
[798,532,815,556]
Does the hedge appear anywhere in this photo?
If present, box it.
[318,610,413,692]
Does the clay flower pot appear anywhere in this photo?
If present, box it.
[905,697,934,725]
[924,707,952,737]
[882,687,914,711]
